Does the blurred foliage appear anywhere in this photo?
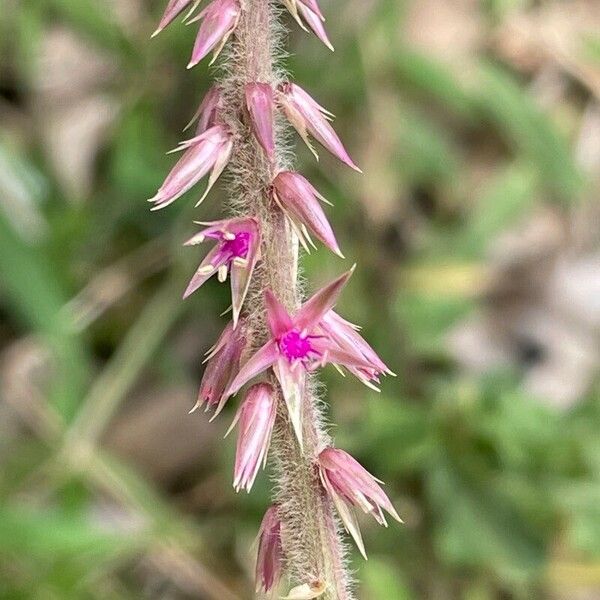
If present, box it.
[0,0,599,598]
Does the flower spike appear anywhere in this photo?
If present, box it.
[245,83,276,159]
[278,83,360,171]
[151,0,397,589]
[256,506,283,594]
[225,268,378,447]
[318,447,402,559]
[272,171,343,257]
[187,0,240,68]
[149,125,233,210]
[226,383,276,493]
[184,217,261,327]
[191,320,245,418]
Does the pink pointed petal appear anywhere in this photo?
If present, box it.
[184,221,229,245]
[273,172,343,257]
[196,321,245,413]
[281,83,360,171]
[322,311,393,375]
[320,448,402,525]
[316,132,360,172]
[195,138,233,205]
[256,506,283,593]
[232,383,276,492]
[306,118,361,172]
[188,0,240,67]
[298,3,333,51]
[204,319,236,360]
[278,97,320,161]
[345,367,381,391]
[281,83,334,119]
[246,83,275,159]
[186,85,222,134]
[225,340,279,397]
[299,0,324,20]
[295,267,354,331]
[230,258,255,328]
[230,222,260,327]
[314,320,389,388]
[153,0,195,36]
[265,290,294,338]
[183,245,227,299]
[320,473,367,559]
[273,357,305,448]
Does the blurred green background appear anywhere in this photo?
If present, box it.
[1,0,600,598]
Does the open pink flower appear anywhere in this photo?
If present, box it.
[256,506,283,594]
[185,85,222,135]
[272,171,342,257]
[184,217,261,327]
[318,447,402,559]
[225,268,376,445]
[226,383,276,492]
[149,125,233,210]
[187,0,240,68]
[191,320,245,418]
[245,83,275,159]
[152,0,200,36]
[278,83,360,171]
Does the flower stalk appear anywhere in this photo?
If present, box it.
[151,0,400,596]
[219,2,353,596]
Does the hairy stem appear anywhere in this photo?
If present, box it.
[219,0,352,597]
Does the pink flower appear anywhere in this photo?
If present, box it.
[191,320,245,417]
[256,506,283,594]
[152,0,200,37]
[272,171,342,258]
[226,383,276,492]
[278,83,360,171]
[225,267,377,445]
[318,447,402,559]
[187,0,240,68]
[149,125,233,210]
[185,85,222,135]
[184,217,261,327]
[245,83,275,159]
[318,310,394,390]
[297,2,333,51]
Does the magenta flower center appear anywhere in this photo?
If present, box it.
[222,231,250,260]
[279,329,314,361]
